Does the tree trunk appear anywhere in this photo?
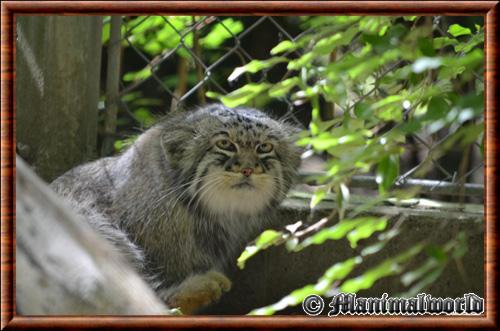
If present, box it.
[16,16,103,181]
[16,156,170,315]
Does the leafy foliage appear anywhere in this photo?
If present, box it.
[207,16,484,314]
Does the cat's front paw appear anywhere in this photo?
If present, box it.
[166,270,231,314]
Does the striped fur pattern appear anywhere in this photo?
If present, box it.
[50,104,301,313]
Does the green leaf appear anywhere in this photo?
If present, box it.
[236,245,259,269]
[400,266,445,298]
[144,41,165,55]
[340,244,424,293]
[123,66,152,82]
[425,245,448,263]
[359,16,393,35]
[454,31,484,53]
[313,26,358,55]
[114,140,124,152]
[321,257,360,283]
[361,94,405,122]
[438,65,465,80]
[418,37,436,56]
[401,258,441,286]
[256,229,282,247]
[370,95,404,116]
[288,27,359,71]
[249,305,276,316]
[237,229,283,269]
[444,48,484,69]
[354,102,373,119]
[288,285,318,305]
[448,24,472,37]
[270,40,296,55]
[347,49,400,80]
[340,261,397,293]
[310,188,326,209]
[202,18,243,49]
[297,217,381,250]
[376,154,400,193]
[133,108,156,127]
[268,77,301,98]
[287,52,315,70]
[205,90,223,100]
[113,135,138,152]
[422,97,449,121]
[217,83,271,108]
[307,129,372,152]
[360,225,400,256]
[249,284,317,315]
[102,20,110,44]
[346,217,388,248]
[403,16,417,22]
[433,37,459,49]
[299,219,364,247]
[227,57,288,82]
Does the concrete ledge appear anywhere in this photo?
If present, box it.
[204,193,484,315]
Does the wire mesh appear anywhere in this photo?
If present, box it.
[104,15,484,201]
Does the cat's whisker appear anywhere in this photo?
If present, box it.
[167,175,221,214]
[186,176,224,210]
[152,177,204,209]
[149,174,211,224]
[191,178,227,214]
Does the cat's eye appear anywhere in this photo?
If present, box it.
[216,139,236,151]
[257,143,273,153]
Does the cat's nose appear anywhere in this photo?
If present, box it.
[241,168,254,177]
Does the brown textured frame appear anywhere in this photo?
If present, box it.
[1,1,498,329]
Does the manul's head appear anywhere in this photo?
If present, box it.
[161,104,301,217]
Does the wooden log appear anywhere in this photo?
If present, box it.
[16,156,170,315]
[16,16,102,181]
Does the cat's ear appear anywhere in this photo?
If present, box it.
[159,119,195,166]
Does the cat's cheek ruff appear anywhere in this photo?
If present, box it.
[198,174,276,217]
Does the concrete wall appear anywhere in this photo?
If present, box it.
[16,16,103,182]
[204,197,484,315]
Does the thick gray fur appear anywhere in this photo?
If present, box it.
[50,104,301,309]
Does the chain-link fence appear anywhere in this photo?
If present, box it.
[109,16,308,126]
[103,15,484,203]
